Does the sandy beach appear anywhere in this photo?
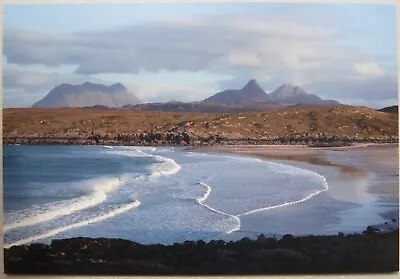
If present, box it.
[193,143,399,239]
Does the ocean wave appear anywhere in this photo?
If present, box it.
[4,177,125,232]
[134,148,181,177]
[101,145,114,149]
[238,174,329,216]
[196,182,241,234]
[195,156,330,221]
[4,200,141,248]
[215,155,330,216]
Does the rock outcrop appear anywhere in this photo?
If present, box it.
[4,228,399,274]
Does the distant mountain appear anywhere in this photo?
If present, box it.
[32,82,140,108]
[378,105,398,114]
[269,84,309,100]
[203,80,340,106]
[269,84,340,105]
[203,79,271,104]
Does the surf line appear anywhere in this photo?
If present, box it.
[197,182,241,233]
[198,174,329,223]
[4,200,141,248]
[238,177,329,217]
[4,177,125,233]
[134,147,181,177]
[213,157,331,217]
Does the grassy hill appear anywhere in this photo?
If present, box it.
[3,105,398,146]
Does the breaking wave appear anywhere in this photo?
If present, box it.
[4,200,141,248]
[4,177,125,232]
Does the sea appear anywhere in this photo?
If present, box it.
[3,145,394,248]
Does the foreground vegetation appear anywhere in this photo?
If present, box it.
[4,228,398,274]
[3,105,398,146]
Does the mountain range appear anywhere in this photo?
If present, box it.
[32,80,339,110]
[204,80,339,105]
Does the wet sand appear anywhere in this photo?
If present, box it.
[194,143,399,238]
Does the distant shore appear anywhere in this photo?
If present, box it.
[3,135,398,147]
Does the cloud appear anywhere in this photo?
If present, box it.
[3,11,398,106]
[353,62,385,78]
[3,88,35,108]
[4,67,67,90]
[308,74,397,100]
[3,14,348,76]
[3,66,104,91]
[131,82,211,103]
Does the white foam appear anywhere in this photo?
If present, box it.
[217,154,330,216]
[102,145,113,149]
[134,148,181,177]
[197,182,241,233]
[238,175,329,216]
[105,149,146,158]
[4,200,141,248]
[4,177,125,232]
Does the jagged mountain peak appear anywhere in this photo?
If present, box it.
[242,79,266,95]
[203,79,270,104]
[270,84,310,100]
[242,79,260,88]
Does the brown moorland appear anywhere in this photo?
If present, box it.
[3,105,398,146]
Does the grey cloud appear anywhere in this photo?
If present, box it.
[4,12,397,105]
[3,14,338,75]
[4,67,87,91]
[308,75,398,100]
[3,88,36,108]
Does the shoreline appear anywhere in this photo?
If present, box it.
[192,143,398,235]
[3,135,398,147]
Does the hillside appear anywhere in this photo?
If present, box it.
[32,82,140,108]
[378,105,398,114]
[3,105,398,146]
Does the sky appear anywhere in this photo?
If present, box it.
[3,2,399,108]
